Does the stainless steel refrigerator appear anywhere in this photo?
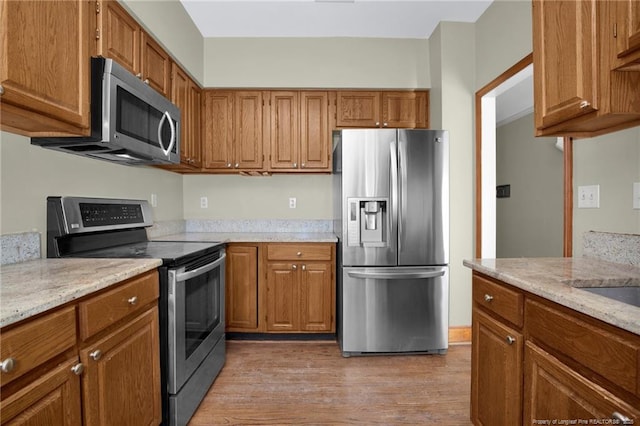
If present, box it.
[333,129,449,356]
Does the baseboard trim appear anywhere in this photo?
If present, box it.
[448,326,471,343]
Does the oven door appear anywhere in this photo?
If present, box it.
[167,249,225,393]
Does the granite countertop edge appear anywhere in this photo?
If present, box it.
[0,258,162,329]
[152,232,339,243]
[463,258,640,336]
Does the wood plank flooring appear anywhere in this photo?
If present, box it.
[189,340,472,425]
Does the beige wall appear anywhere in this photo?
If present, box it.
[0,132,184,250]
[496,113,563,257]
[573,127,640,256]
[203,38,430,88]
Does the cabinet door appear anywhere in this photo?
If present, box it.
[0,358,82,426]
[141,32,171,98]
[96,0,141,76]
[202,90,234,170]
[269,91,299,170]
[226,245,259,331]
[532,0,598,130]
[188,80,202,168]
[234,91,264,170]
[382,92,417,128]
[80,307,161,426]
[300,91,331,171]
[0,0,91,135]
[615,0,640,70]
[171,63,190,166]
[336,91,381,127]
[266,263,299,332]
[414,91,430,129]
[471,308,523,426]
[524,342,640,424]
[299,262,333,332]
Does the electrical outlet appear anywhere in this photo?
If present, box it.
[200,196,208,209]
[289,197,297,209]
[150,193,157,207]
[577,185,600,209]
[633,182,640,209]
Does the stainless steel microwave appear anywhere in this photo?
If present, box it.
[32,57,180,166]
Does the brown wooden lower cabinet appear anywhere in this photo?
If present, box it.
[0,270,161,426]
[226,244,260,331]
[471,271,640,426]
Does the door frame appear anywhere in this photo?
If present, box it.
[474,53,573,258]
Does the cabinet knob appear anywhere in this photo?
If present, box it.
[143,79,149,85]
[302,264,306,271]
[301,163,305,168]
[483,294,494,302]
[71,363,84,375]
[375,122,380,126]
[296,251,302,257]
[128,296,138,305]
[292,264,297,270]
[383,122,388,127]
[612,412,631,423]
[90,350,102,361]
[1,357,16,373]
[235,163,239,168]
[506,336,516,345]
[293,162,297,168]
[579,100,590,109]
[135,73,142,79]
[227,163,232,168]
[0,84,4,96]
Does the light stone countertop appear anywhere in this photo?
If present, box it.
[152,232,338,243]
[0,258,162,328]
[463,257,640,336]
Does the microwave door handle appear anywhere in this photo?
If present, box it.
[174,253,226,282]
[347,270,445,280]
[157,111,176,157]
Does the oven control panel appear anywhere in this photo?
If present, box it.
[80,203,144,227]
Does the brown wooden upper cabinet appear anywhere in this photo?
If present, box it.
[533,0,640,137]
[269,91,331,172]
[613,0,640,71]
[0,0,92,136]
[169,63,202,169]
[96,0,171,98]
[202,90,264,172]
[336,91,430,129]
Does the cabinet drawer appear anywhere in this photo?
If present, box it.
[267,244,333,261]
[78,271,159,340]
[526,299,640,397]
[472,273,524,327]
[0,306,77,386]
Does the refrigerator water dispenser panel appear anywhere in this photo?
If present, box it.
[347,198,388,247]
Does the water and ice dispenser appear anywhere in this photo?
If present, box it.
[347,198,388,247]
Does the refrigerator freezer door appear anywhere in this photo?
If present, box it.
[397,130,449,266]
[340,129,398,266]
[340,266,449,355]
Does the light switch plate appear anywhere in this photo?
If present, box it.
[578,185,599,209]
[633,182,640,209]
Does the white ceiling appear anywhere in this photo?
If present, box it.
[179,0,494,39]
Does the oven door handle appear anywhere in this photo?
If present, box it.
[174,253,226,282]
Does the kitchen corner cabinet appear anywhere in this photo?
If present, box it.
[265,243,335,333]
[0,270,161,426]
[336,90,430,129]
[96,0,171,98]
[614,0,640,71]
[201,90,264,172]
[226,244,260,332]
[168,63,202,169]
[533,0,640,137]
[471,272,640,426]
[268,91,332,172]
[0,0,92,136]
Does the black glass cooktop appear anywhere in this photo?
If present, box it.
[73,241,223,264]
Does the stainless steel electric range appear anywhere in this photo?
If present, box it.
[46,196,225,426]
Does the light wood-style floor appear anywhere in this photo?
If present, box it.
[189,340,472,425]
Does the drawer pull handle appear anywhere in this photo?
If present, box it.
[484,294,494,302]
[297,252,302,257]
[128,296,138,305]
[506,336,516,345]
[71,363,84,375]
[1,357,16,373]
[90,350,102,361]
[612,412,631,423]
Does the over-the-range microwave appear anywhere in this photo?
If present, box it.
[32,57,180,166]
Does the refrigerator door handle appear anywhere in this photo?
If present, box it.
[347,270,445,280]
[390,137,399,253]
[397,134,407,256]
